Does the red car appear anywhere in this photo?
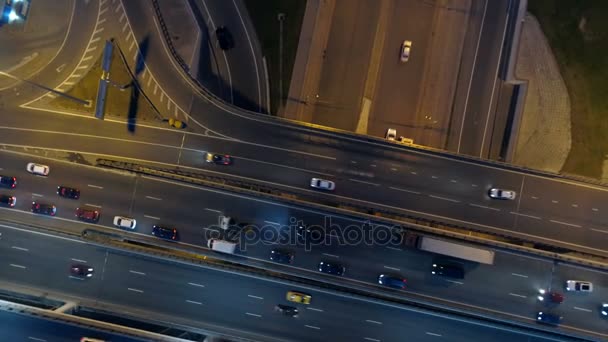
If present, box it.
[538,289,564,303]
[75,208,100,223]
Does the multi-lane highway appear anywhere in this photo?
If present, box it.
[0,221,593,342]
[1,0,608,340]
[0,150,607,340]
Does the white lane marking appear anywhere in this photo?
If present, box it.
[204,208,221,213]
[426,332,442,337]
[551,200,559,204]
[351,160,357,164]
[28,337,47,342]
[450,179,458,183]
[531,196,539,199]
[248,295,263,300]
[129,270,146,276]
[145,196,162,201]
[144,215,161,220]
[573,306,592,312]
[68,276,85,281]
[32,193,43,197]
[383,266,400,271]
[390,168,397,171]
[509,212,541,220]
[389,187,420,195]
[592,208,599,212]
[71,258,87,263]
[307,307,324,312]
[365,320,382,325]
[446,280,463,285]
[370,164,376,167]
[11,246,29,252]
[235,155,334,177]
[550,220,582,228]
[188,282,205,288]
[305,325,320,330]
[127,288,143,293]
[431,175,438,179]
[348,178,380,186]
[245,312,261,318]
[591,228,608,234]
[508,293,527,299]
[386,246,401,251]
[429,195,460,203]
[471,184,478,187]
[364,338,380,342]
[186,300,202,305]
[10,264,26,269]
[468,203,500,211]
[511,273,528,278]
[85,203,102,208]
[264,221,280,226]
[410,171,417,175]
[322,253,339,258]
[571,204,579,208]
[87,184,103,189]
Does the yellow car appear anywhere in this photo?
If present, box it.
[286,291,311,304]
[168,118,185,129]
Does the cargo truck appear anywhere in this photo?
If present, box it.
[207,239,237,254]
[403,232,495,265]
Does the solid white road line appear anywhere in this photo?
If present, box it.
[85,203,102,208]
[32,193,43,197]
[364,338,380,342]
[127,288,143,293]
[511,273,528,278]
[446,280,463,285]
[573,306,592,312]
[550,219,582,228]
[591,228,608,234]
[306,307,324,312]
[508,293,527,299]
[305,325,320,330]
[204,208,221,213]
[188,282,205,288]
[245,312,261,318]
[509,212,541,220]
[322,253,339,258]
[129,270,146,276]
[186,300,202,305]
[389,186,420,195]
[144,215,160,220]
[264,221,280,226]
[365,320,382,325]
[10,264,26,269]
[383,266,400,271]
[71,258,87,263]
[11,246,29,252]
[145,196,162,200]
[426,332,443,337]
[429,195,460,203]
[248,295,263,300]
[348,179,380,186]
[468,203,500,211]
[87,184,104,189]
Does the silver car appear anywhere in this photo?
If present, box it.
[113,216,137,230]
[565,280,593,292]
[310,178,335,191]
[400,40,412,62]
[488,188,516,200]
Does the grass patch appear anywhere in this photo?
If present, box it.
[528,0,608,178]
[244,0,306,115]
[48,47,158,122]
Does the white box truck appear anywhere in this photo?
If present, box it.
[404,232,495,265]
[207,239,237,254]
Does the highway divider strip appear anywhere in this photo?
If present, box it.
[95,158,608,270]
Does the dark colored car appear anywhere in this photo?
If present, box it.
[270,249,294,264]
[536,311,562,326]
[0,194,16,207]
[31,201,56,216]
[205,152,232,165]
[75,208,100,223]
[57,186,80,199]
[70,264,94,278]
[318,261,345,276]
[275,304,298,317]
[538,289,564,304]
[0,175,17,188]
[152,225,178,241]
[215,26,234,50]
[378,274,407,289]
[431,260,465,279]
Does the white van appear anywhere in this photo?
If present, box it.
[385,128,397,141]
[207,239,237,254]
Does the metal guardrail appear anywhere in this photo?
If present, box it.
[95,158,608,270]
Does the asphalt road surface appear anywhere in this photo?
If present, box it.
[0,223,591,342]
[0,151,606,340]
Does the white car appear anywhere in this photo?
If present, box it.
[26,163,49,176]
[565,280,593,292]
[488,188,516,200]
[113,216,137,230]
[400,40,412,62]
[310,178,335,191]
[385,128,397,141]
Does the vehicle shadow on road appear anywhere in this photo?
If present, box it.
[125,35,150,133]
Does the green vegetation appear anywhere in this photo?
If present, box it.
[244,0,306,115]
[528,0,608,178]
[48,48,157,122]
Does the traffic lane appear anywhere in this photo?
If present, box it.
[0,127,183,166]
[369,0,434,136]
[200,0,264,112]
[0,310,136,342]
[122,0,199,109]
[457,0,510,155]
